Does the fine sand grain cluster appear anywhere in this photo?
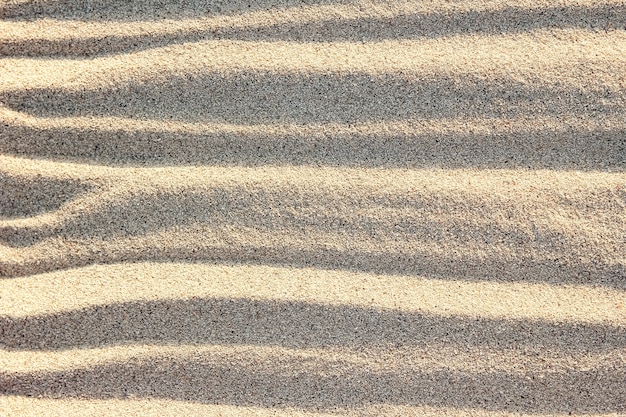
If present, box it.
[1,0,625,415]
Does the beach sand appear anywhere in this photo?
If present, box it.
[1,0,625,415]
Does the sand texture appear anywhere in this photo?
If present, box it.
[1,0,626,415]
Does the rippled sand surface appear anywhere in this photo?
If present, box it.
[1,0,625,415]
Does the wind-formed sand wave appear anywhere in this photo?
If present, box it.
[1,0,625,415]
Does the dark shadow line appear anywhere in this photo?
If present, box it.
[1,356,624,413]
[0,0,356,21]
[2,4,625,57]
[2,72,623,125]
[1,297,624,352]
[2,246,624,288]
[1,123,624,170]
[0,172,93,219]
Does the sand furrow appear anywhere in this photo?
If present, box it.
[1,343,624,415]
[4,0,625,22]
[1,158,624,284]
[2,32,626,91]
[2,72,624,129]
[2,234,624,286]
[1,345,624,413]
[3,293,624,352]
[2,1,626,57]
[2,110,625,169]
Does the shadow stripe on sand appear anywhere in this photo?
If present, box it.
[1,297,624,352]
[0,172,92,219]
[3,4,625,57]
[3,72,624,124]
[1,120,624,170]
[0,0,356,21]
[2,188,624,285]
[1,170,623,286]
[2,245,624,288]
[1,345,624,413]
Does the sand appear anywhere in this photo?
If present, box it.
[1,0,625,415]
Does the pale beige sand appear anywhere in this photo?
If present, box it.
[8,398,624,417]
[1,0,626,415]
[3,263,625,322]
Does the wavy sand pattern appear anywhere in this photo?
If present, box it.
[1,0,625,415]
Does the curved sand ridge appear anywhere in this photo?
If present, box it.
[0,157,625,285]
[1,0,625,415]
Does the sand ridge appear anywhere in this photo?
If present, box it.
[1,0,626,415]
